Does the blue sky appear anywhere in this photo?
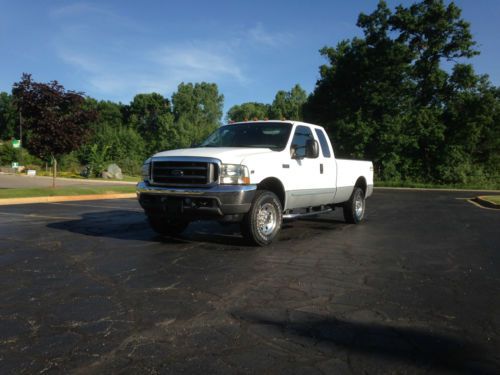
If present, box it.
[1,0,499,116]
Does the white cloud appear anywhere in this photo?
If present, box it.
[50,3,111,18]
[50,3,293,102]
[57,48,171,95]
[50,2,146,33]
[248,23,293,47]
[56,42,246,100]
[58,50,101,73]
[152,44,246,83]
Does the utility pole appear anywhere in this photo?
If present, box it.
[19,112,23,144]
[19,111,23,166]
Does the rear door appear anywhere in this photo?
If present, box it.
[314,127,337,203]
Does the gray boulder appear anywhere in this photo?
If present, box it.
[106,164,123,179]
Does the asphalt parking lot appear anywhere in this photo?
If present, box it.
[0,189,499,374]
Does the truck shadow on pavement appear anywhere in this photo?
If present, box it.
[232,310,497,374]
[285,216,347,231]
[43,210,243,247]
[46,210,347,247]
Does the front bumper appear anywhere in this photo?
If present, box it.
[136,181,257,219]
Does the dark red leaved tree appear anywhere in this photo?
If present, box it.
[12,73,96,187]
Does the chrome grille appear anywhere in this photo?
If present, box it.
[151,159,219,186]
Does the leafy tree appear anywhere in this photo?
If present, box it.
[110,127,147,174]
[438,67,500,184]
[304,0,498,184]
[0,142,18,166]
[270,84,307,120]
[0,142,41,168]
[227,85,307,123]
[127,93,177,154]
[305,1,416,180]
[85,99,125,129]
[82,144,110,178]
[0,92,18,140]
[391,0,479,106]
[79,125,146,176]
[12,73,96,186]
[77,98,143,176]
[226,102,270,122]
[172,82,224,146]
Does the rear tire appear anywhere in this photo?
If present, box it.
[148,216,189,236]
[343,187,365,224]
[241,190,282,246]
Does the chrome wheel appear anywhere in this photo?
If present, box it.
[355,192,364,219]
[242,190,282,246]
[343,187,365,224]
[256,202,277,236]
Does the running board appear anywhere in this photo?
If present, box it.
[283,208,332,220]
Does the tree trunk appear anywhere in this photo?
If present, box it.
[52,155,57,188]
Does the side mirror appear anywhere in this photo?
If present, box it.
[305,139,319,158]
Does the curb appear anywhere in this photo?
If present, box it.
[473,196,500,209]
[375,187,500,193]
[0,193,137,206]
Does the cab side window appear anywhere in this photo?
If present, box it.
[314,129,331,158]
[290,126,314,158]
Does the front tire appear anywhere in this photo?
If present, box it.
[343,187,365,224]
[241,190,282,246]
[148,216,189,236]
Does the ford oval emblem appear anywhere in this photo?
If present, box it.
[171,169,184,177]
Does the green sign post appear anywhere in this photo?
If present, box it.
[12,139,21,149]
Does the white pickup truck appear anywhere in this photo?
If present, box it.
[137,121,373,245]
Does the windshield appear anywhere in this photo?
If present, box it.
[199,122,292,150]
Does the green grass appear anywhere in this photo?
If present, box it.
[120,175,141,182]
[0,185,136,199]
[481,195,500,204]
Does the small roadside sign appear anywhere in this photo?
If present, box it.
[12,139,21,149]
[12,162,19,168]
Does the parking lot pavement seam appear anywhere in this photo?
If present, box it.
[47,202,142,211]
[0,211,81,221]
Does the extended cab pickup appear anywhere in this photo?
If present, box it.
[137,121,373,245]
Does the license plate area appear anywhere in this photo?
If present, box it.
[161,197,183,215]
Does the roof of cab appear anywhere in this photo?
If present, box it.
[224,119,323,129]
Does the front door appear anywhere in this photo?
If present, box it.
[286,125,323,209]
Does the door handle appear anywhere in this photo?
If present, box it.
[320,164,324,174]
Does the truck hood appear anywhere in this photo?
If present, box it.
[153,147,273,165]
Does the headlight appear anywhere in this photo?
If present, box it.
[220,164,250,185]
[141,158,151,181]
